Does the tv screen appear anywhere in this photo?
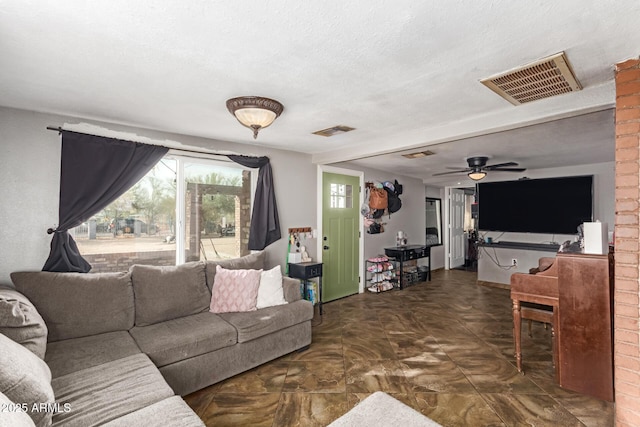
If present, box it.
[478,175,593,235]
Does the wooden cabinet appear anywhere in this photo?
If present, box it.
[557,252,614,401]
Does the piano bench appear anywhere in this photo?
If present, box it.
[518,305,556,372]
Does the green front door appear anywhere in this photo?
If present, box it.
[322,172,360,302]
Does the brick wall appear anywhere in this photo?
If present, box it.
[239,170,252,256]
[615,57,640,427]
[84,250,176,272]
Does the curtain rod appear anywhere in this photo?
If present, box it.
[45,126,235,159]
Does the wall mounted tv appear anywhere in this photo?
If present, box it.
[478,175,593,235]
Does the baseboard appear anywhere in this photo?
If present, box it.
[476,280,509,290]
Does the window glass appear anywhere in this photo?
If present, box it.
[330,183,352,209]
[72,156,253,272]
[183,161,250,262]
[72,159,178,272]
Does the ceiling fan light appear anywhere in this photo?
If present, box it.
[226,96,284,139]
[468,171,487,181]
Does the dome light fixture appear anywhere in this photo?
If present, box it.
[226,96,284,139]
[468,170,487,181]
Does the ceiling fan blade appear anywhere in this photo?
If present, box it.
[445,166,471,170]
[489,167,527,172]
[484,162,518,169]
[433,169,471,176]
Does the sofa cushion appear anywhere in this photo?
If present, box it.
[130,312,237,367]
[210,266,262,314]
[282,276,303,303]
[51,353,174,426]
[45,331,142,378]
[205,251,266,292]
[0,333,55,427]
[11,271,134,342]
[219,299,314,343]
[0,391,36,427]
[256,266,288,309]
[0,286,48,359]
[101,396,204,427]
[130,262,210,327]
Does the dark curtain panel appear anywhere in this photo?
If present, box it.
[43,131,169,272]
[227,155,281,250]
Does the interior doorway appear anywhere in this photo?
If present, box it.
[445,186,478,271]
[449,188,466,269]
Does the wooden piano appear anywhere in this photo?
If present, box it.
[510,252,614,402]
[510,257,559,381]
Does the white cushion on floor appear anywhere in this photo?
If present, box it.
[328,391,442,427]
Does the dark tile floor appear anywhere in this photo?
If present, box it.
[184,269,615,426]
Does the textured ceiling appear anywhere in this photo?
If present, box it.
[350,108,615,186]
[1,1,638,184]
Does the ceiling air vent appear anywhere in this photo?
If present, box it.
[480,52,582,105]
[312,125,355,137]
[402,150,435,159]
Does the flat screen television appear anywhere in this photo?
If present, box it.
[478,175,593,235]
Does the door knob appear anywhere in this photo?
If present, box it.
[323,245,330,250]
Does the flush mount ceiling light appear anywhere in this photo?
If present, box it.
[226,96,284,139]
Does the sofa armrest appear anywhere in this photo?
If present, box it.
[282,276,302,303]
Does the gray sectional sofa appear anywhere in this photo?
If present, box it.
[0,251,314,426]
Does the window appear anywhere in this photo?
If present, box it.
[181,159,252,263]
[330,183,353,208]
[72,156,254,272]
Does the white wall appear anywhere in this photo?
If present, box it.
[475,161,615,284]
[0,108,60,283]
[0,107,317,284]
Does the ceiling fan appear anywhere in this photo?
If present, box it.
[433,156,526,181]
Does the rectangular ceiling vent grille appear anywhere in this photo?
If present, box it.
[402,150,435,159]
[312,125,355,137]
[480,52,582,105]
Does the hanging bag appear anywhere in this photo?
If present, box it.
[384,186,402,214]
[367,222,383,234]
[369,187,388,210]
[361,187,371,216]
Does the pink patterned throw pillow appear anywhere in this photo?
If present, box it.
[210,265,262,313]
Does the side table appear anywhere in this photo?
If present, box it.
[288,262,324,315]
[384,245,430,289]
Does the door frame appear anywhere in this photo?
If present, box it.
[444,186,453,270]
[444,185,476,270]
[317,165,365,293]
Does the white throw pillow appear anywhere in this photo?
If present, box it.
[256,266,288,309]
